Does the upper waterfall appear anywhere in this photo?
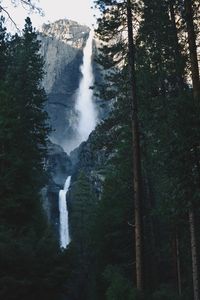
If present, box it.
[64,30,97,153]
[75,30,97,142]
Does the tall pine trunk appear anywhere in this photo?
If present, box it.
[184,1,200,299]
[174,229,182,295]
[189,206,199,300]
[126,0,144,291]
[169,0,185,89]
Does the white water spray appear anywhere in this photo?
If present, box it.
[59,176,71,248]
[75,30,97,143]
[64,30,97,153]
[59,31,97,248]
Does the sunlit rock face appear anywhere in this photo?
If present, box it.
[39,19,90,94]
[38,20,90,149]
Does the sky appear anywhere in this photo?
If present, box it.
[2,0,99,32]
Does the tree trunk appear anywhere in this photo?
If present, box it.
[169,0,185,89]
[174,229,182,295]
[189,206,199,300]
[184,0,200,100]
[184,2,200,299]
[126,0,144,291]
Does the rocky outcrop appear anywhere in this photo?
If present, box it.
[39,19,89,94]
[70,120,117,199]
[46,141,72,187]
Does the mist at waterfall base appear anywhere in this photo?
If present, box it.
[58,31,97,249]
[59,176,71,248]
[63,30,97,154]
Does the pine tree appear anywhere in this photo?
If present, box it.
[183,1,200,299]
[67,171,98,300]
[126,0,144,291]
[95,0,145,291]
[0,17,74,300]
[136,1,200,298]
[0,17,50,228]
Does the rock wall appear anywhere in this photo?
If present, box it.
[39,19,90,94]
[38,19,111,152]
[38,19,90,150]
[70,120,117,199]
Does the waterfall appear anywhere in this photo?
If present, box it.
[59,30,97,248]
[59,176,71,248]
[75,30,97,143]
[63,30,97,153]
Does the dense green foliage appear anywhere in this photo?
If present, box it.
[0,17,70,300]
[66,0,200,299]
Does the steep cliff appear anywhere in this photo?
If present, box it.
[38,19,90,150]
[69,119,117,198]
[39,19,110,153]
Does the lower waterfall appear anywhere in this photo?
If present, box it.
[59,176,71,248]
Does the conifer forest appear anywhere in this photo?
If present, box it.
[0,0,199,299]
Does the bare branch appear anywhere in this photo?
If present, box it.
[0,5,20,31]
[0,0,44,32]
[19,0,44,15]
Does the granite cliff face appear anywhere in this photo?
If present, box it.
[39,19,111,151]
[38,19,90,150]
[69,121,117,199]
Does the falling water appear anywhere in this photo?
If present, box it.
[75,30,97,143]
[63,30,97,153]
[59,30,97,248]
[59,176,71,248]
